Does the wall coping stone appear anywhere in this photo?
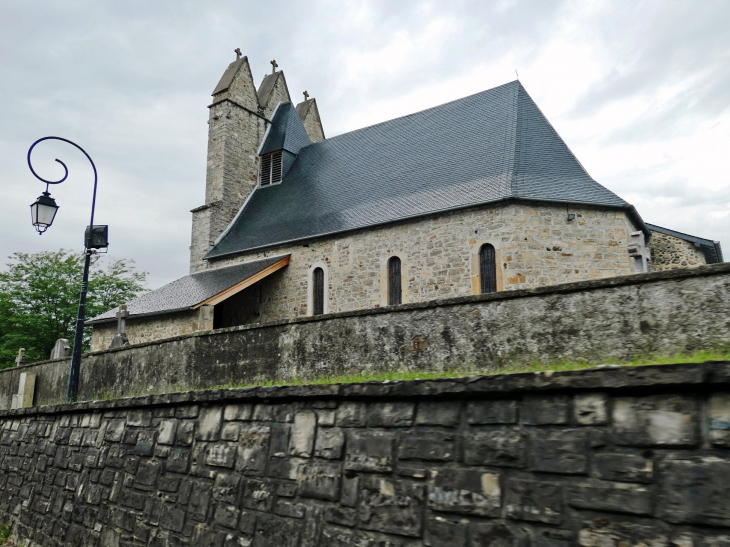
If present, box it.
[1,360,728,419]
[6,261,730,373]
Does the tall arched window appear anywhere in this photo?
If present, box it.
[388,256,402,305]
[479,244,497,294]
[312,267,325,315]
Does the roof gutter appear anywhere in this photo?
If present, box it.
[206,196,652,261]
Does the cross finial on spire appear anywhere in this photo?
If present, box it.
[234,48,242,60]
[515,69,519,80]
[303,90,310,101]
[270,59,279,74]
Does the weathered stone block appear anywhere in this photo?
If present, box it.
[135,430,156,456]
[299,460,342,501]
[213,472,240,504]
[344,431,394,472]
[470,523,523,546]
[522,395,569,425]
[241,479,275,512]
[358,477,426,537]
[505,479,563,524]
[196,408,223,441]
[214,504,240,529]
[659,456,730,526]
[267,456,307,480]
[175,421,195,446]
[221,423,241,442]
[314,428,344,460]
[613,395,698,446]
[367,402,415,427]
[224,404,252,422]
[528,429,588,474]
[324,505,356,526]
[399,431,456,461]
[236,425,271,476]
[158,420,177,445]
[578,518,669,546]
[464,427,526,467]
[416,401,461,427]
[424,516,468,547]
[574,394,608,425]
[104,420,125,442]
[135,460,161,486]
[268,423,290,458]
[275,500,306,519]
[593,452,654,483]
[466,400,517,424]
[127,410,152,427]
[569,481,653,515]
[290,411,316,458]
[253,514,302,547]
[206,443,237,468]
[320,526,407,547]
[428,468,501,517]
[708,393,730,447]
[166,447,191,474]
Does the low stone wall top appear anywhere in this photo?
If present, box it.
[1,262,729,409]
[2,362,730,546]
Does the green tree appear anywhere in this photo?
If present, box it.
[0,250,147,368]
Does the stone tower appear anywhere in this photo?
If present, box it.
[189,54,325,272]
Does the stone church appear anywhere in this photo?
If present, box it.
[88,53,724,350]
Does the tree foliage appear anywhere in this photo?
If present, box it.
[0,250,147,368]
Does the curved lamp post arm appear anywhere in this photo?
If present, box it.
[27,136,99,242]
[27,136,100,403]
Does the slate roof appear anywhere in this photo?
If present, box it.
[646,223,724,264]
[259,102,312,155]
[206,80,647,260]
[87,255,288,325]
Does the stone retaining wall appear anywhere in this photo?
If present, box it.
[2,262,730,410]
[2,361,730,546]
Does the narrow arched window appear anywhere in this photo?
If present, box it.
[388,256,402,305]
[479,244,497,294]
[312,267,325,315]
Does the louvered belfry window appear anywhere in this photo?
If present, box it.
[388,256,402,306]
[480,244,497,294]
[312,267,325,315]
[260,150,283,186]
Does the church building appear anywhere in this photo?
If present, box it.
[88,53,724,350]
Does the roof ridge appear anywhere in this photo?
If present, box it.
[308,80,522,147]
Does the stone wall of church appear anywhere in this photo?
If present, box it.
[212,202,637,320]
[90,308,211,353]
[649,231,707,271]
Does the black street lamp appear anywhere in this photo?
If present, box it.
[27,136,107,403]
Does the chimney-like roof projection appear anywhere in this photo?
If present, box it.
[259,102,312,156]
[206,80,648,260]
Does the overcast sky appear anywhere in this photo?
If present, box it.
[1,0,728,289]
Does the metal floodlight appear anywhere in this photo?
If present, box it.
[85,225,109,249]
[30,191,59,234]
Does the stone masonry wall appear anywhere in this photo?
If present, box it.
[2,362,730,546]
[8,263,730,410]
[650,232,707,271]
[211,201,637,322]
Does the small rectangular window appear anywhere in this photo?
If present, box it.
[260,151,283,186]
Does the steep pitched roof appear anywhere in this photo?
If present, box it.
[212,57,246,95]
[87,256,288,324]
[207,81,646,260]
[259,102,312,155]
[257,71,286,108]
[646,223,723,264]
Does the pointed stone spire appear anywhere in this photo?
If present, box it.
[257,62,291,117]
[296,93,325,143]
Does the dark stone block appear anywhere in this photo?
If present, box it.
[213,472,240,504]
[593,452,654,483]
[569,481,653,515]
[119,489,146,511]
[188,481,212,519]
[320,526,407,547]
[428,468,501,517]
[659,456,730,526]
[253,514,302,547]
[268,423,290,457]
[275,501,306,519]
[299,460,342,501]
[314,428,345,460]
[324,506,356,526]
[367,402,415,427]
[213,504,240,529]
[466,400,517,424]
[464,427,526,467]
[416,401,461,427]
[341,475,359,507]
[241,479,275,512]
[192,526,225,547]
[335,402,367,427]
[504,479,563,524]
[358,477,426,537]
[613,395,699,447]
[522,395,569,425]
[135,431,156,457]
[236,425,271,476]
[175,421,195,446]
[344,431,394,472]
[135,460,161,486]
[579,517,670,546]
[398,431,456,461]
[469,522,521,547]
[166,448,191,474]
[528,429,588,474]
[425,516,467,547]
